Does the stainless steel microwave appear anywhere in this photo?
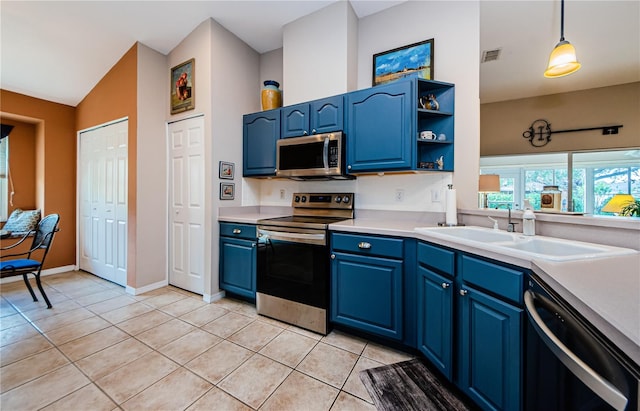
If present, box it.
[276,132,353,180]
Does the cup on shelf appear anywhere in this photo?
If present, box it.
[419,130,436,140]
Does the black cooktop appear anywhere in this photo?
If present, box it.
[258,215,349,229]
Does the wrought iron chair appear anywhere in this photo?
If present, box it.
[1,214,60,308]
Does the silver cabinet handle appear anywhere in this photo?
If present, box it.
[232,229,241,234]
[358,242,372,249]
[331,254,336,259]
[311,129,317,134]
[252,243,256,247]
[459,289,468,296]
[524,291,627,411]
[442,283,450,289]
[347,165,352,170]
[302,130,308,135]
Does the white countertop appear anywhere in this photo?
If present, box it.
[532,255,640,368]
[218,209,640,366]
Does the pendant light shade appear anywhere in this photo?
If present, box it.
[544,0,581,78]
[544,40,581,78]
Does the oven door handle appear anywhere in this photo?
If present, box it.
[258,229,326,245]
[524,290,628,411]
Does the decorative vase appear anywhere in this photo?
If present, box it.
[261,80,282,111]
[420,94,439,111]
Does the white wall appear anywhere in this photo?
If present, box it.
[209,18,261,296]
[135,43,169,287]
[256,1,481,212]
[259,48,284,107]
[283,1,357,104]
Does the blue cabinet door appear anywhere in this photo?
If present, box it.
[281,103,310,138]
[459,286,522,411]
[311,95,343,135]
[346,80,413,172]
[331,251,403,340]
[417,266,453,379]
[243,110,280,176]
[219,236,257,300]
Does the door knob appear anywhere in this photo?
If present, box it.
[459,289,468,296]
[442,283,450,289]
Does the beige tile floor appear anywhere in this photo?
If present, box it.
[0,271,414,410]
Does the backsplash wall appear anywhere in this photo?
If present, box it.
[245,172,453,212]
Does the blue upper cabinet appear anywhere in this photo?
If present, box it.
[243,109,280,176]
[346,80,414,172]
[281,95,344,138]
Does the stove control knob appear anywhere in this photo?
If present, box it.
[335,196,342,203]
[294,196,301,203]
[342,195,350,204]
[301,196,307,202]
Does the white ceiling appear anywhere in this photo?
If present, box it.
[1,1,638,107]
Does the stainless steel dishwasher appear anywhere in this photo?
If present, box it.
[525,274,639,411]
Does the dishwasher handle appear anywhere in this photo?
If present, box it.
[524,290,628,411]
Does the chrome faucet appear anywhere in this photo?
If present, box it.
[507,206,518,232]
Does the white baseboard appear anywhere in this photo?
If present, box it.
[0,265,77,284]
[125,279,168,296]
[204,290,225,303]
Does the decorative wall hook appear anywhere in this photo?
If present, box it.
[522,119,623,147]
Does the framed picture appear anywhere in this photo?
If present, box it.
[220,183,235,200]
[171,58,195,114]
[372,39,434,86]
[219,161,234,179]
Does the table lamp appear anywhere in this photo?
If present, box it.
[601,194,635,215]
[479,174,500,208]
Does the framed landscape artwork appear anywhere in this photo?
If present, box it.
[171,58,195,114]
[372,39,434,86]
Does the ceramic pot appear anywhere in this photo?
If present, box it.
[261,80,282,110]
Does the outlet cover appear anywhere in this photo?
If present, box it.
[431,189,441,202]
[395,189,405,202]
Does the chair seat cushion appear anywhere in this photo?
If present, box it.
[0,259,40,272]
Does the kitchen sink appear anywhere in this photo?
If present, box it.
[414,226,515,243]
[415,225,638,262]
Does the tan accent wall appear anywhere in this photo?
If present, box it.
[1,119,36,213]
[0,91,76,269]
[76,43,138,286]
[481,82,640,156]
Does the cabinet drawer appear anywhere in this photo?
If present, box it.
[417,242,454,276]
[460,255,523,304]
[220,223,256,240]
[331,232,403,259]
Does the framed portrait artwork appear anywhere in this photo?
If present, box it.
[220,183,235,200]
[219,161,234,180]
[171,58,195,114]
[372,39,434,86]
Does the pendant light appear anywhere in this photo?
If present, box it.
[544,0,581,78]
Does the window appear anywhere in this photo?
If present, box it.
[481,149,640,215]
[0,138,8,221]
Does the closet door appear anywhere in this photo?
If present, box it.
[79,120,128,286]
[168,116,205,294]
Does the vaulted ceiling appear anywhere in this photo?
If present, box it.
[1,1,638,106]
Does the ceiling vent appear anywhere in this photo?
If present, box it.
[481,48,501,63]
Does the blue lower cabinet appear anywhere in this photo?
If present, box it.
[458,286,523,411]
[219,236,256,300]
[330,251,403,340]
[417,266,453,379]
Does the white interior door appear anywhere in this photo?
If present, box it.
[168,116,205,294]
[79,120,128,286]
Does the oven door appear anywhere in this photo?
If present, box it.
[256,225,329,309]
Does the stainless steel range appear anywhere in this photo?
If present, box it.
[256,192,354,334]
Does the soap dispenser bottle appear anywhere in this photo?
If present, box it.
[522,200,536,236]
